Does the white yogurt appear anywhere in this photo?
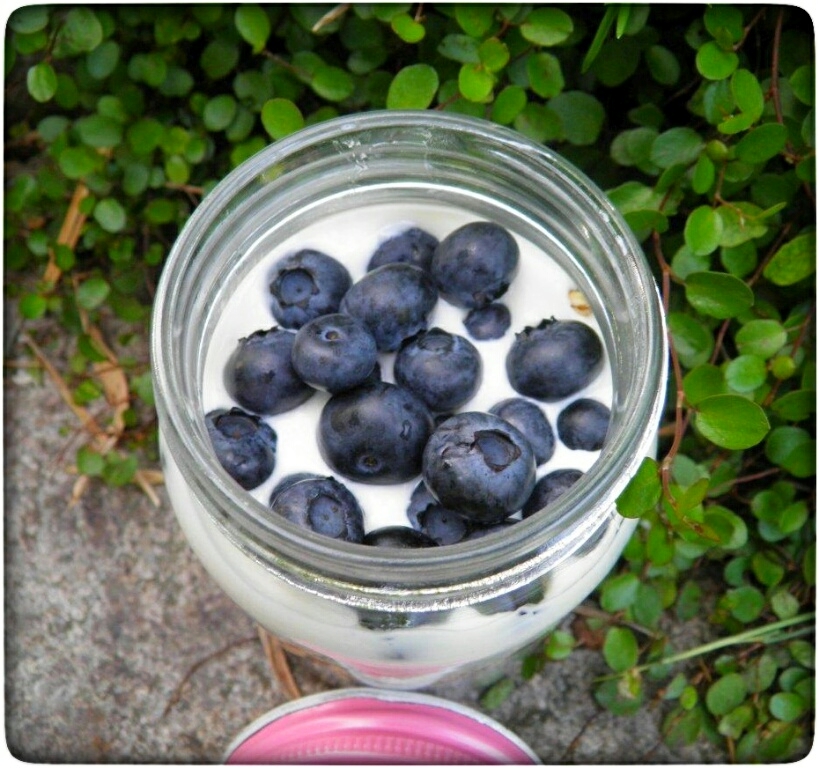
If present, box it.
[163,200,637,688]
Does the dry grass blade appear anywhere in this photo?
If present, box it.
[257,627,302,700]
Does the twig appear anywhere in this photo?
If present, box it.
[163,636,259,717]
[311,3,349,33]
[257,627,302,700]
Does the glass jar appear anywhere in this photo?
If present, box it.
[151,111,667,689]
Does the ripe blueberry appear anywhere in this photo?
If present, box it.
[318,381,434,484]
[363,526,438,548]
[340,263,438,351]
[422,412,536,525]
[205,407,277,490]
[268,249,352,329]
[406,482,471,545]
[431,221,519,308]
[268,474,365,543]
[367,227,439,272]
[394,328,482,412]
[489,397,556,466]
[522,468,584,518]
[291,313,378,393]
[224,327,315,415]
[463,302,511,340]
[557,398,611,451]
[506,317,604,402]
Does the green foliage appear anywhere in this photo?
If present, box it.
[5,5,814,760]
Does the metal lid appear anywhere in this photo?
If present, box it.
[225,688,540,764]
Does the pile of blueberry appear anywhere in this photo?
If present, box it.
[206,220,610,550]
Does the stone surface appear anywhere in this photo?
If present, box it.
[3,324,726,764]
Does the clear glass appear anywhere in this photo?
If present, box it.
[151,111,668,689]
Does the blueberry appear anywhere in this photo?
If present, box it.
[268,475,364,543]
[362,526,438,548]
[269,472,322,505]
[422,412,536,525]
[406,482,471,545]
[431,221,519,309]
[474,580,545,615]
[224,327,315,415]
[506,317,604,402]
[522,468,584,518]
[463,302,511,340]
[268,249,352,329]
[393,328,482,412]
[205,407,277,490]
[318,381,435,484]
[367,227,439,272]
[340,263,438,351]
[489,397,556,466]
[462,519,519,541]
[291,313,378,393]
[557,398,611,451]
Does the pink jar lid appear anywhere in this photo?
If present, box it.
[224,688,540,764]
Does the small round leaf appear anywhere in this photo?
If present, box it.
[386,64,439,109]
[694,395,770,449]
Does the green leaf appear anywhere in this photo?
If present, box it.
[94,199,127,233]
[544,630,575,661]
[703,506,748,550]
[19,293,48,320]
[76,446,105,476]
[235,4,271,53]
[763,232,816,286]
[724,355,768,393]
[311,65,354,102]
[650,127,704,168]
[696,41,739,81]
[548,91,605,146]
[479,676,514,709]
[694,395,770,449]
[75,114,123,148]
[58,146,101,179]
[261,98,304,140]
[454,3,496,38]
[102,454,138,487]
[203,94,238,131]
[54,7,103,56]
[684,364,725,404]
[27,62,57,103]
[616,457,661,518]
[9,6,50,34]
[789,64,814,106]
[520,7,574,47]
[735,319,788,359]
[86,40,120,80]
[706,673,747,716]
[732,69,765,121]
[490,85,527,125]
[645,45,680,86]
[771,390,816,422]
[667,312,715,368]
[765,426,815,477]
[391,13,425,43]
[769,693,808,723]
[600,572,640,612]
[685,271,754,319]
[526,52,564,99]
[387,64,439,109]
[581,5,617,72]
[478,38,509,73]
[684,207,723,256]
[76,276,111,310]
[200,39,240,80]
[458,63,494,102]
[735,122,788,164]
[603,627,639,673]
[437,34,480,64]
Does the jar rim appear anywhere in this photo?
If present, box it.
[151,110,667,604]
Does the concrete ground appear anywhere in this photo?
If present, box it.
[3,314,726,764]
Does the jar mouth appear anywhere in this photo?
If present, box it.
[151,110,667,603]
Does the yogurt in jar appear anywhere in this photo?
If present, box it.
[161,199,637,687]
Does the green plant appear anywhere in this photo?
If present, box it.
[5,4,814,761]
